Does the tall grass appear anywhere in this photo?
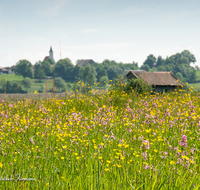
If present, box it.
[0,85,199,189]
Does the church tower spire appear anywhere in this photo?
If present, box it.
[49,46,55,63]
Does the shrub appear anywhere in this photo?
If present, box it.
[124,78,152,94]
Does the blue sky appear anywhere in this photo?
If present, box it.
[0,0,199,67]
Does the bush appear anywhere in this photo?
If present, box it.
[100,76,109,86]
[54,77,66,92]
[0,80,25,93]
[124,78,152,94]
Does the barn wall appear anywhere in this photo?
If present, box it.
[154,86,176,93]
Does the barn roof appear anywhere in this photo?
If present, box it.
[126,70,184,86]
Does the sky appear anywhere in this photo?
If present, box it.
[0,0,200,67]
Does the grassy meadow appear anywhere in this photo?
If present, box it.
[0,86,200,189]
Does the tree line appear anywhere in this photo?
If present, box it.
[13,49,197,90]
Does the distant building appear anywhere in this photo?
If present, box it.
[126,70,184,93]
[43,56,50,62]
[0,67,8,74]
[49,46,55,63]
[76,59,95,67]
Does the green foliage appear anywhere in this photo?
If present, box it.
[156,56,165,67]
[143,54,156,68]
[181,50,196,63]
[96,64,107,82]
[45,57,55,65]
[106,67,123,80]
[34,61,46,80]
[41,61,52,76]
[0,80,24,93]
[38,84,45,93]
[124,78,152,94]
[54,58,74,82]
[188,69,197,83]
[100,76,109,86]
[140,64,150,72]
[21,78,31,92]
[54,77,66,92]
[157,65,166,71]
[15,59,33,78]
[79,64,97,85]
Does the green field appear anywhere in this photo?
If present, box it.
[0,74,60,93]
[196,70,200,81]
[0,88,200,189]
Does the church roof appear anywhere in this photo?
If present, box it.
[49,46,53,52]
[43,56,50,61]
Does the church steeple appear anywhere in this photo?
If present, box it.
[49,46,55,62]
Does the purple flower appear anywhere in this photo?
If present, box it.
[29,137,34,144]
[142,152,147,160]
[191,148,195,155]
[174,147,178,151]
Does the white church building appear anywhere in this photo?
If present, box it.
[43,46,55,63]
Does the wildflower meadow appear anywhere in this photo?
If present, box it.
[0,86,200,189]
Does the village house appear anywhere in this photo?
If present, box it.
[76,59,95,67]
[126,70,184,93]
[0,67,9,74]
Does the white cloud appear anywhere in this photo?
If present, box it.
[80,29,98,34]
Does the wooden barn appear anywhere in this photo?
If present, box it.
[126,70,184,93]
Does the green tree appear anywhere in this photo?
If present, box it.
[143,54,156,68]
[140,65,150,72]
[34,62,46,81]
[15,60,33,78]
[72,64,81,82]
[106,67,123,80]
[21,78,31,92]
[179,57,189,65]
[188,69,197,83]
[96,64,107,82]
[45,57,55,65]
[157,66,166,71]
[79,64,97,85]
[181,50,196,63]
[156,56,165,67]
[41,61,52,76]
[54,58,74,81]
[54,77,66,92]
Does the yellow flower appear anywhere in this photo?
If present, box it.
[170,161,175,165]
[117,164,122,168]
[99,156,102,160]
[61,157,65,160]
[104,168,109,172]
[0,163,3,168]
